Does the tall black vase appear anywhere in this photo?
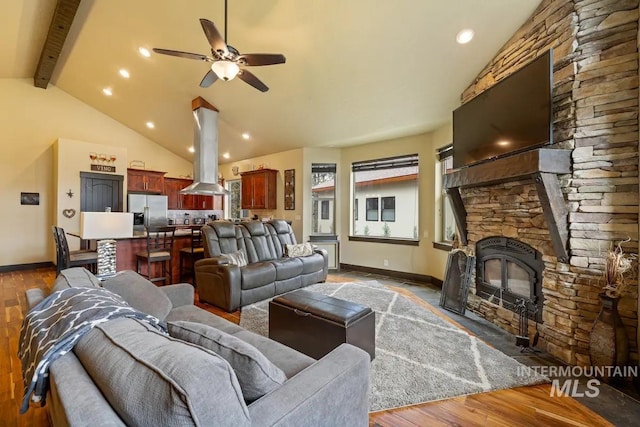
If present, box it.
[589,293,628,381]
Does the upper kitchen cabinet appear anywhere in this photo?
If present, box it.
[164,177,224,210]
[241,169,277,210]
[164,177,194,209]
[127,168,166,194]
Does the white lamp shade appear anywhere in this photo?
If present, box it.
[211,60,240,81]
[80,212,134,240]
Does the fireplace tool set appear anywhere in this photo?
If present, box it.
[515,298,539,352]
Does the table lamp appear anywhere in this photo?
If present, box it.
[80,212,133,277]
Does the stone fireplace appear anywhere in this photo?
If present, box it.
[444,0,639,366]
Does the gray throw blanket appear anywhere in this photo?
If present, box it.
[19,286,166,413]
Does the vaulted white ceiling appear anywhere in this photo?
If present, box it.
[3,0,541,162]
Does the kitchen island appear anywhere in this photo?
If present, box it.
[115,226,200,284]
[71,226,202,284]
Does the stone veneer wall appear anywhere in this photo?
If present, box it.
[459,0,639,365]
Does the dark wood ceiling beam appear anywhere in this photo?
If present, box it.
[33,0,82,89]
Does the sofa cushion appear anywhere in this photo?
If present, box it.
[232,330,316,378]
[241,262,277,290]
[52,268,101,293]
[269,257,303,281]
[299,252,326,274]
[101,271,172,320]
[285,242,314,257]
[221,249,248,267]
[74,318,250,427]
[165,305,244,335]
[168,321,287,402]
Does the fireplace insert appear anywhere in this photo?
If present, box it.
[475,237,544,322]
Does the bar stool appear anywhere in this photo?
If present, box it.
[179,226,205,285]
[136,226,175,285]
[52,226,98,275]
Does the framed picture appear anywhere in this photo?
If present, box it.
[21,192,40,205]
[284,169,295,210]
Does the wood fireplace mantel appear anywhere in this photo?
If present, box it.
[443,148,571,262]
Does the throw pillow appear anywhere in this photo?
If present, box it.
[220,250,248,267]
[101,270,172,320]
[168,320,287,402]
[285,242,314,257]
[74,318,250,426]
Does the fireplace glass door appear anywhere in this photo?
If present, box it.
[476,237,544,322]
[482,256,534,300]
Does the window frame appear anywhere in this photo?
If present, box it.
[350,154,419,245]
[434,145,454,251]
[321,200,330,220]
[381,196,396,222]
[365,197,379,222]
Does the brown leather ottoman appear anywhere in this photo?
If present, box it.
[269,289,375,360]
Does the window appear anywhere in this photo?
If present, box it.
[366,198,378,221]
[351,154,419,241]
[311,163,336,235]
[381,197,395,222]
[321,200,329,219]
[438,145,456,243]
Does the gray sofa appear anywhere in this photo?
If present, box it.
[195,219,328,312]
[25,268,369,426]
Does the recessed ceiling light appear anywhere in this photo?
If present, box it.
[138,47,151,57]
[102,87,113,96]
[119,68,130,78]
[188,146,195,153]
[242,132,250,140]
[222,152,230,159]
[456,29,475,44]
[497,140,510,146]
[146,121,155,129]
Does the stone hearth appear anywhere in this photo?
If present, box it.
[451,0,639,366]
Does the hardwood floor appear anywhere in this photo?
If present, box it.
[1,268,613,427]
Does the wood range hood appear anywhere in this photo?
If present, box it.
[443,148,571,263]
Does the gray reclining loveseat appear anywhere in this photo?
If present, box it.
[195,219,328,312]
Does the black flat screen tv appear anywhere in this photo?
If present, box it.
[453,49,553,169]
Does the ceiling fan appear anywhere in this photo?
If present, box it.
[153,1,285,92]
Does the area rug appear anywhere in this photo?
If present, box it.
[239,280,548,411]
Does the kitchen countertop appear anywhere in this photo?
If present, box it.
[69,226,199,240]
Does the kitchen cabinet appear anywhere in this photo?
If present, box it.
[241,169,277,209]
[164,178,195,209]
[164,177,224,210]
[127,168,166,193]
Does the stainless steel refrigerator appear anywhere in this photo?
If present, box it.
[128,194,168,229]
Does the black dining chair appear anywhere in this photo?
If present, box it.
[136,226,175,285]
[52,226,98,275]
[179,226,205,285]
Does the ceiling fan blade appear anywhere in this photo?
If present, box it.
[200,70,218,88]
[238,53,286,66]
[200,18,228,55]
[153,48,208,61]
[237,69,269,92]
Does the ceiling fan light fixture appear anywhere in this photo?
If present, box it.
[211,60,239,81]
